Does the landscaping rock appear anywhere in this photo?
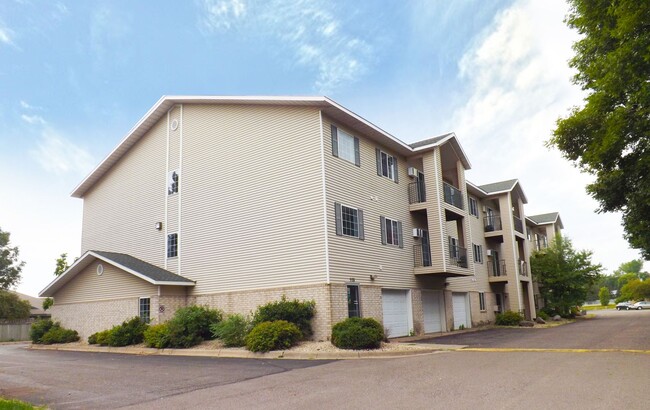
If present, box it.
[519,321,534,327]
[535,317,546,324]
[552,315,562,321]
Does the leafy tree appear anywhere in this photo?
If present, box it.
[0,228,25,290]
[619,279,650,302]
[0,290,31,319]
[598,287,610,306]
[531,234,602,316]
[42,297,54,311]
[550,1,650,258]
[54,253,69,276]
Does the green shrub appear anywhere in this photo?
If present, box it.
[245,320,301,352]
[252,296,315,339]
[165,305,223,348]
[40,323,79,344]
[144,323,171,348]
[331,317,384,350]
[30,319,54,344]
[536,310,550,321]
[495,311,524,326]
[211,314,252,347]
[105,317,148,347]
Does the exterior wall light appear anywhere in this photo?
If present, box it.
[155,222,163,231]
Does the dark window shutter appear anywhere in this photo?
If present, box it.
[331,125,339,157]
[354,137,360,167]
[357,209,364,240]
[375,149,382,176]
[397,221,403,248]
[380,216,387,245]
[335,202,342,236]
[394,158,399,183]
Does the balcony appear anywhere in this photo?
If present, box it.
[413,244,432,268]
[449,244,468,268]
[443,182,464,210]
[408,181,426,204]
[518,260,528,277]
[536,237,548,251]
[488,259,507,277]
[513,216,524,234]
[484,216,502,232]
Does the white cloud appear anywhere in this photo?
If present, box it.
[0,24,15,46]
[21,114,46,125]
[197,0,374,93]
[31,129,95,175]
[447,0,640,272]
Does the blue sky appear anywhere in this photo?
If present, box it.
[0,0,641,296]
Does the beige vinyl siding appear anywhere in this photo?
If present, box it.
[81,119,167,266]
[52,261,157,304]
[323,116,418,289]
[167,107,181,273]
[421,149,446,272]
[447,194,491,292]
[180,104,327,294]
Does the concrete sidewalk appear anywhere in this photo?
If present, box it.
[29,341,466,360]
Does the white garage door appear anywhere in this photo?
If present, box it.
[452,292,469,329]
[382,289,410,338]
[422,290,443,333]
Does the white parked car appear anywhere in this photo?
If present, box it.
[631,301,650,310]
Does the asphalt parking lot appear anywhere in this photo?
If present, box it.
[1,309,648,409]
[420,309,650,350]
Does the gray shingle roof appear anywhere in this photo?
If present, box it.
[409,133,453,149]
[478,179,519,194]
[92,251,194,283]
[527,212,560,225]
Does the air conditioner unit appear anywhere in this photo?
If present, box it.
[482,206,487,212]
[407,167,418,177]
[486,249,493,257]
[412,228,424,238]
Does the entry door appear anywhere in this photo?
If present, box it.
[452,292,469,329]
[422,291,443,333]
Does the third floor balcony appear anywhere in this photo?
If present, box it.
[513,216,524,234]
[443,182,463,210]
[484,215,502,232]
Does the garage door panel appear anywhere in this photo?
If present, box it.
[382,290,409,338]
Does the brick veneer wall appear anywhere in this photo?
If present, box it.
[51,298,140,340]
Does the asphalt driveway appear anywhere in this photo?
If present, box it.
[420,309,650,349]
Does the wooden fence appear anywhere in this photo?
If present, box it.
[0,319,33,342]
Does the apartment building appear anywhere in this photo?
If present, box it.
[40,96,559,340]
[526,213,564,309]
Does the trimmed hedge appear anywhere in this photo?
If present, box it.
[164,305,223,348]
[331,317,384,350]
[143,323,171,348]
[245,320,302,352]
[30,319,79,344]
[495,310,524,326]
[211,314,251,347]
[252,296,315,339]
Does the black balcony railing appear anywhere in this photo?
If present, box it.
[413,244,432,267]
[449,244,468,268]
[519,260,528,277]
[484,215,502,232]
[443,182,464,210]
[536,236,548,251]
[408,181,426,204]
[513,216,524,234]
[488,259,507,277]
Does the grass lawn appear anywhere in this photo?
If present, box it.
[0,398,44,410]
[582,304,615,311]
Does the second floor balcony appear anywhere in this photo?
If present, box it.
[443,182,464,210]
[413,244,432,268]
[488,259,507,277]
[408,181,426,204]
[518,260,528,277]
[449,244,468,268]
[484,215,502,232]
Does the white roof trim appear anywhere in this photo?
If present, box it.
[411,133,472,169]
[39,251,194,297]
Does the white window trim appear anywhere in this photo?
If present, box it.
[167,169,179,196]
[379,150,396,181]
[337,129,356,164]
[384,217,400,246]
[139,297,151,322]
[341,204,360,238]
[469,197,479,217]
[479,292,486,312]
[167,232,178,258]
[473,243,483,264]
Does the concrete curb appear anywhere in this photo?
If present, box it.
[27,343,466,360]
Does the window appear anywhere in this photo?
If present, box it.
[167,233,178,258]
[335,202,364,240]
[168,170,179,195]
[380,216,403,248]
[347,284,360,318]
[473,243,483,263]
[469,197,479,217]
[139,298,151,323]
[375,149,398,182]
[479,292,486,311]
[331,125,360,166]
